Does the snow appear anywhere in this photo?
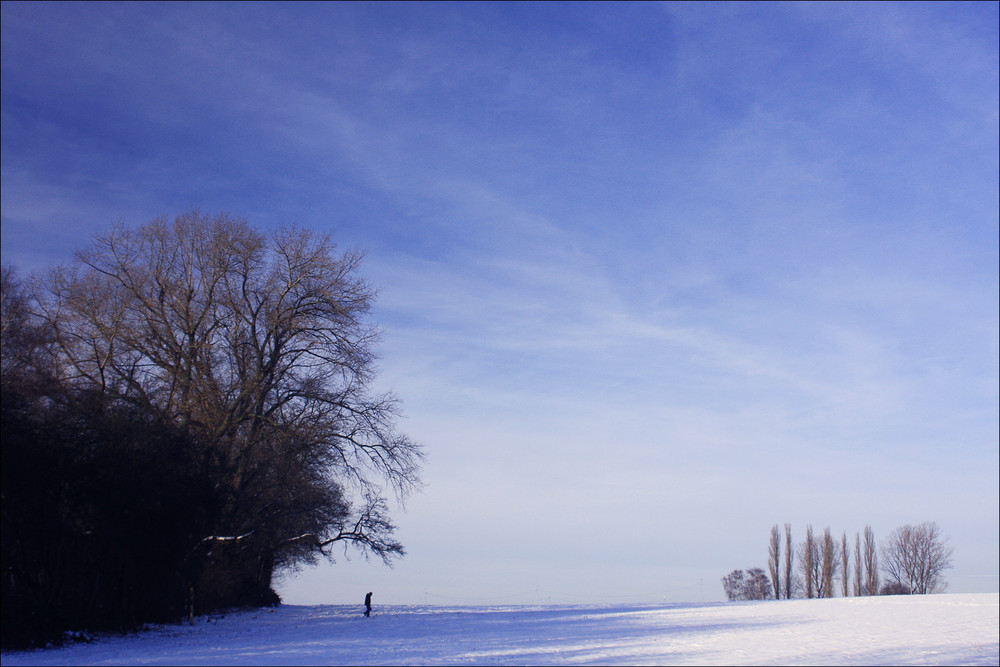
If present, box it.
[3,593,997,665]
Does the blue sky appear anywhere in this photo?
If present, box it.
[2,2,997,604]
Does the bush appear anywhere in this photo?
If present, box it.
[880,582,911,596]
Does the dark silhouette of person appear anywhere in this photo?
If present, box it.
[364,591,372,617]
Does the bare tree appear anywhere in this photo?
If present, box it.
[1,265,55,387]
[881,522,953,594]
[853,532,862,596]
[722,568,772,601]
[745,567,772,600]
[35,212,423,601]
[864,525,879,596]
[841,532,849,597]
[801,525,815,598]
[784,523,794,599]
[0,266,29,374]
[722,569,746,601]
[820,527,838,598]
[768,524,781,600]
[799,526,838,599]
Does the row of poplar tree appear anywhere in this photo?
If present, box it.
[723,522,953,601]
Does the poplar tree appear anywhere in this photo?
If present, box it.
[853,532,862,596]
[768,524,781,600]
[784,523,793,599]
[802,525,815,598]
[841,532,849,597]
[864,525,879,595]
[820,527,837,598]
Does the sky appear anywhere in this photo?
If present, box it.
[2,2,997,605]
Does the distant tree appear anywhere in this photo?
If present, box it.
[853,533,862,597]
[745,567,772,600]
[798,526,838,599]
[801,525,815,598]
[722,569,747,601]
[841,532,849,598]
[820,527,839,598]
[722,568,772,601]
[783,523,794,599]
[881,522,953,594]
[863,525,879,596]
[768,525,781,600]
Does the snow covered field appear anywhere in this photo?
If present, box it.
[3,593,997,666]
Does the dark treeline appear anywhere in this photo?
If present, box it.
[1,213,422,647]
[2,378,214,645]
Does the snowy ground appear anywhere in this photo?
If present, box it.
[3,593,997,666]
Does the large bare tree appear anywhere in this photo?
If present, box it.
[881,522,953,594]
[36,212,422,602]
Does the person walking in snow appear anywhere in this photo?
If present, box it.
[364,591,372,617]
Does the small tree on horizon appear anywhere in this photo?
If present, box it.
[722,569,747,601]
[722,568,772,601]
[881,522,953,594]
[745,567,772,601]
